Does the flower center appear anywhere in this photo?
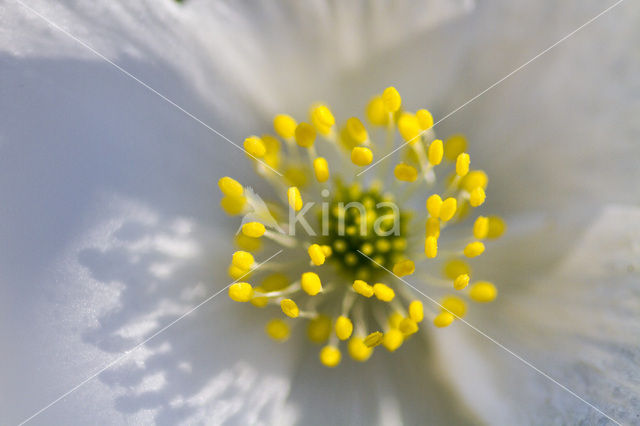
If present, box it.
[219,87,506,367]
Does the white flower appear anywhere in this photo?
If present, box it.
[1,1,639,425]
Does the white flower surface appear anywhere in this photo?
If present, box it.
[1,0,638,425]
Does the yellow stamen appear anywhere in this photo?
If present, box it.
[444,134,467,161]
[440,197,457,221]
[265,318,290,341]
[469,281,497,302]
[319,345,341,367]
[301,272,323,296]
[426,194,443,218]
[373,283,395,302]
[388,312,403,329]
[441,295,467,317]
[425,217,440,238]
[487,216,507,239]
[469,187,486,207]
[287,186,303,211]
[353,279,374,297]
[228,282,253,302]
[220,196,246,216]
[433,312,454,328]
[232,251,254,270]
[453,274,470,290]
[382,86,401,112]
[425,236,438,258]
[416,109,434,130]
[394,163,418,182]
[218,177,244,198]
[473,216,489,239]
[383,329,404,352]
[366,96,389,126]
[280,298,300,318]
[351,147,373,166]
[228,265,248,280]
[295,122,316,148]
[364,331,384,347]
[427,139,443,165]
[456,152,470,177]
[409,300,424,322]
[244,136,266,158]
[392,259,415,277]
[464,241,485,258]
[461,170,488,192]
[313,157,330,182]
[308,244,326,266]
[397,112,421,142]
[348,337,374,361]
[399,318,418,335]
[335,316,353,340]
[307,314,332,343]
[443,259,471,280]
[242,222,266,238]
[346,117,368,143]
[273,114,297,139]
[310,104,335,134]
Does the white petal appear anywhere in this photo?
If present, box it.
[435,204,640,424]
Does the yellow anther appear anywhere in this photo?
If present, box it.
[469,281,497,302]
[456,152,470,177]
[394,163,418,182]
[399,318,418,335]
[313,157,330,182]
[346,117,368,143]
[441,295,467,317]
[284,166,307,187]
[287,186,303,211]
[280,298,300,318]
[262,134,281,154]
[335,316,354,340]
[409,300,424,322]
[301,272,323,296]
[228,265,248,280]
[425,236,438,258]
[311,104,335,131]
[416,109,434,130]
[440,197,457,221]
[433,312,455,328]
[383,329,404,352]
[373,283,395,302]
[262,273,290,292]
[464,241,485,258]
[242,222,266,238]
[348,337,374,361]
[351,147,373,166]
[265,318,290,341]
[425,217,440,238]
[218,177,243,198]
[388,311,404,329]
[353,279,374,297]
[469,187,486,207]
[220,196,247,216]
[364,331,384,347]
[397,112,421,142]
[235,232,262,251]
[273,114,297,139]
[426,194,443,218]
[461,170,488,192]
[366,96,389,126]
[453,274,470,290]
[376,239,391,253]
[382,86,402,112]
[427,139,443,165]
[319,345,341,367]
[487,216,507,239]
[244,136,266,158]
[228,282,253,302]
[444,134,467,161]
[232,251,255,270]
[294,122,316,148]
[443,259,471,280]
[307,244,326,266]
[321,245,332,257]
[392,259,415,277]
[473,216,489,239]
[307,314,332,343]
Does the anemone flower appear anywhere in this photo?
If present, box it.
[2,1,639,425]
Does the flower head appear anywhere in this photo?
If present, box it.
[221,87,505,366]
